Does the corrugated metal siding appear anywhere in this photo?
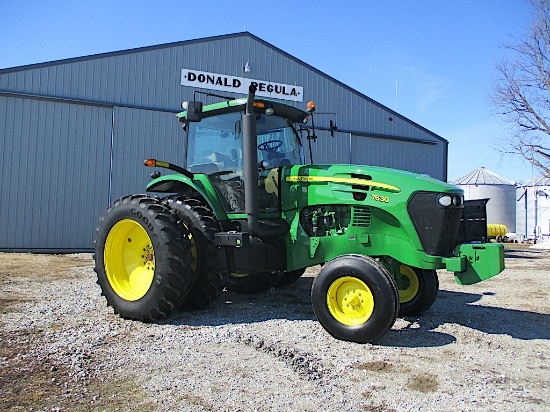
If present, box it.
[351,134,443,177]
[0,33,448,250]
[516,186,550,237]
[0,95,112,250]
[109,107,185,200]
[309,131,351,164]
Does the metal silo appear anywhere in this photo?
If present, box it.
[452,167,517,233]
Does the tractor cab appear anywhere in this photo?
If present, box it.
[177,98,309,214]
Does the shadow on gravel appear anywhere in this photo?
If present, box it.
[504,250,546,259]
[166,277,317,327]
[379,289,550,348]
[164,277,549,346]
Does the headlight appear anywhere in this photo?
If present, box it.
[438,195,453,207]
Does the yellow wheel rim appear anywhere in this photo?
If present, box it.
[326,276,375,326]
[398,265,420,303]
[183,224,197,272]
[104,219,155,301]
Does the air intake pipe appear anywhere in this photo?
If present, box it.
[243,85,288,238]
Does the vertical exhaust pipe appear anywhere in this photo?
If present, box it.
[243,85,260,235]
[243,85,288,238]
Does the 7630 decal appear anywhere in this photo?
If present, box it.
[371,194,390,203]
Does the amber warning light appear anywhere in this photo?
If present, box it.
[307,101,316,113]
[144,159,157,167]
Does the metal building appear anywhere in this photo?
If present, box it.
[451,167,517,232]
[516,175,550,239]
[0,32,448,251]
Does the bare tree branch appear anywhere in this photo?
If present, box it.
[492,0,550,177]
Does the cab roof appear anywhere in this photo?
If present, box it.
[177,98,309,124]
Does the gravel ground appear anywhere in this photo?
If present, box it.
[1,245,549,411]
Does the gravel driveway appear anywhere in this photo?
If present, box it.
[1,245,548,411]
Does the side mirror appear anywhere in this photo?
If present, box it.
[182,101,203,122]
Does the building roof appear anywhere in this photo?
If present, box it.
[0,31,446,145]
[451,167,515,186]
[521,174,550,187]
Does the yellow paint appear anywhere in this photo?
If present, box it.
[104,219,155,301]
[285,175,400,193]
[397,264,420,303]
[326,276,375,326]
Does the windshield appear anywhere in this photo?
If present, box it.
[186,111,302,174]
[185,110,302,213]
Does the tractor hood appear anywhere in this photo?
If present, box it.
[280,163,462,210]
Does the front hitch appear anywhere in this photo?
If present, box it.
[444,243,505,285]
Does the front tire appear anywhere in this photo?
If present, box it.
[311,255,399,343]
[396,265,439,316]
[94,195,195,321]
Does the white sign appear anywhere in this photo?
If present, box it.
[181,68,303,102]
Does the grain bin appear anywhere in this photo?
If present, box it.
[452,167,516,232]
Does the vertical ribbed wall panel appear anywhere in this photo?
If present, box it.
[0,96,112,250]
[109,107,185,200]
[351,134,442,177]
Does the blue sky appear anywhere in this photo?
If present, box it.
[0,0,534,183]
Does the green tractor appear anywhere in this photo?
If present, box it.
[94,85,505,343]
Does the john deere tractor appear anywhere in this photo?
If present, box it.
[94,85,504,343]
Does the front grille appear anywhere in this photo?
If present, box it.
[351,207,371,227]
[407,192,463,256]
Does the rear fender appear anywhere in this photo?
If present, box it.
[146,174,228,220]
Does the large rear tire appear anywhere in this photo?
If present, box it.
[94,195,195,321]
[396,265,439,316]
[164,196,225,310]
[311,255,399,343]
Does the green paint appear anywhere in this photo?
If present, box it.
[146,174,228,220]
[155,99,505,285]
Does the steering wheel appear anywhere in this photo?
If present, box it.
[258,140,283,151]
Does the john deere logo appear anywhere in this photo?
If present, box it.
[181,68,303,102]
